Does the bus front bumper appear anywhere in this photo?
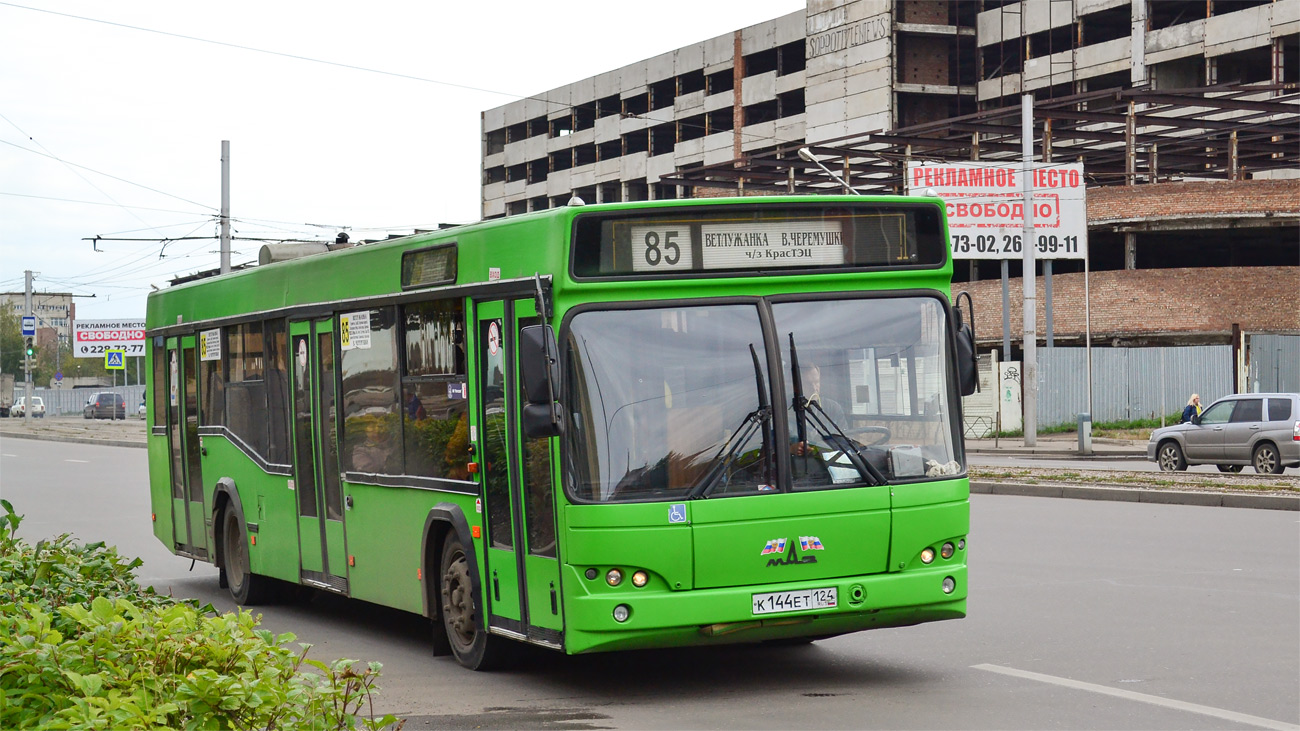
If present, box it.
[562,565,967,655]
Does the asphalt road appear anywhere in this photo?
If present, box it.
[2,438,1297,729]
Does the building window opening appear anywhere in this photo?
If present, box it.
[1079,6,1129,46]
[650,78,675,111]
[596,94,620,118]
[527,158,547,184]
[624,129,649,154]
[707,68,734,95]
[549,149,573,172]
[624,93,649,116]
[778,89,805,118]
[526,116,547,138]
[484,166,506,184]
[744,99,779,125]
[679,113,707,141]
[778,40,805,75]
[678,69,705,95]
[574,143,597,167]
[598,139,622,161]
[598,182,621,203]
[707,108,733,133]
[575,104,595,132]
[745,47,778,76]
[650,123,676,156]
[550,115,574,138]
[529,195,548,212]
[486,128,506,156]
[625,179,648,201]
[1215,46,1274,85]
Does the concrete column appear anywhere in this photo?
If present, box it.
[1125,232,1137,270]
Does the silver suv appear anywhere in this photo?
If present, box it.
[1148,392,1300,474]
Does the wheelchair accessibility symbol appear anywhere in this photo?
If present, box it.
[668,503,687,524]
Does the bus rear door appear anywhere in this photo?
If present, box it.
[473,297,562,646]
[289,318,348,592]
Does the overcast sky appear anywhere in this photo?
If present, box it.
[1,0,804,320]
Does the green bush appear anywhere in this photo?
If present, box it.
[0,500,401,730]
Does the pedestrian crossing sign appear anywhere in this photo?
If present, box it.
[105,349,126,370]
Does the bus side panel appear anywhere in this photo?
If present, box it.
[343,483,479,615]
[203,438,300,582]
[148,436,175,550]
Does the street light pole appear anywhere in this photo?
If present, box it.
[1021,95,1038,446]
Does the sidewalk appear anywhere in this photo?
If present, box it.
[0,415,147,449]
[965,432,1147,460]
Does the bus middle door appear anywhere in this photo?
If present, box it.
[289,319,348,593]
[473,298,562,644]
[166,335,208,559]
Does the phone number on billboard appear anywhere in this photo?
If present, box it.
[77,344,145,355]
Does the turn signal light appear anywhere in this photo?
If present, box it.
[631,570,649,587]
[606,568,623,586]
[940,542,955,559]
[920,547,935,564]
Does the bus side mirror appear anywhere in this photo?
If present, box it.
[953,292,979,397]
[519,324,563,438]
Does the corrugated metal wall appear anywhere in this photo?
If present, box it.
[33,385,147,417]
[1035,346,1233,427]
[1248,334,1300,394]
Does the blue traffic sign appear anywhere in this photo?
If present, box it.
[105,350,126,369]
[21,316,35,336]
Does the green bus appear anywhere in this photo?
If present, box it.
[145,195,978,670]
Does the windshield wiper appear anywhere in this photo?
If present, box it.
[787,334,888,487]
[689,344,772,499]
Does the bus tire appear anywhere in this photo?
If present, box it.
[222,507,273,605]
[439,532,507,670]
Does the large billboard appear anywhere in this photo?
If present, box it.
[906,161,1087,260]
[73,319,146,358]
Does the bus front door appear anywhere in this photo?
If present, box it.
[474,298,563,646]
[289,319,349,593]
[166,336,208,559]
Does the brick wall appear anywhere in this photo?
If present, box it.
[958,267,1300,344]
[1088,179,1300,223]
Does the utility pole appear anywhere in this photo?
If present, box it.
[23,270,33,421]
[220,140,231,274]
[1021,95,1038,446]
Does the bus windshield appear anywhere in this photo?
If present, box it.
[563,295,961,503]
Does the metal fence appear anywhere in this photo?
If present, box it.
[23,385,147,417]
[1248,333,1300,394]
[1036,346,1232,427]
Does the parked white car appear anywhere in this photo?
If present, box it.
[11,396,46,418]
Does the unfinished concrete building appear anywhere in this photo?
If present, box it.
[479,0,1298,351]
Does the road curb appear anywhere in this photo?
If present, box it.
[971,481,1299,511]
[0,430,145,450]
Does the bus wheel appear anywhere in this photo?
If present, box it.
[222,508,272,605]
[439,532,507,670]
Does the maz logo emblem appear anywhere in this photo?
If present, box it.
[761,536,824,566]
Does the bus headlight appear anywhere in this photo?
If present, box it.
[940,542,955,559]
[606,568,623,586]
[942,576,956,594]
[920,548,935,564]
[613,604,631,622]
[631,570,649,587]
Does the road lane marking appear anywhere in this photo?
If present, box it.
[973,663,1299,731]
[65,459,89,463]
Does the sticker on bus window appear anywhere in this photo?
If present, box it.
[487,321,501,356]
[447,382,465,399]
[200,329,221,361]
[169,351,178,407]
[488,267,501,281]
[339,311,372,350]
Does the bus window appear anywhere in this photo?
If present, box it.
[226,322,269,456]
[564,304,771,502]
[264,319,290,464]
[401,297,469,480]
[341,308,400,475]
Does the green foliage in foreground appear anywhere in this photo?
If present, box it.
[993,413,1185,438]
[0,500,401,730]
